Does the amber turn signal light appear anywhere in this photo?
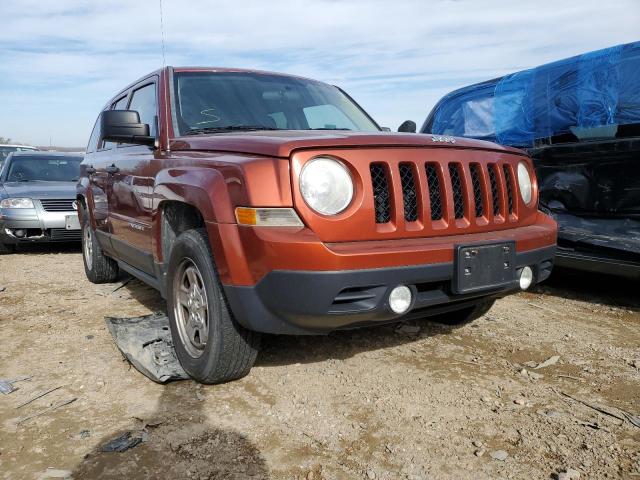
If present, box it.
[235,207,304,227]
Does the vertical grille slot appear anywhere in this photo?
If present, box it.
[448,163,465,219]
[370,163,391,223]
[469,163,484,217]
[503,165,514,214]
[399,163,418,222]
[487,164,500,215]
[425,163,443,220]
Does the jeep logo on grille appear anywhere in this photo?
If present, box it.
[431,135,456,143]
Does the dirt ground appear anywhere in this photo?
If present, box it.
[0,244,638,480]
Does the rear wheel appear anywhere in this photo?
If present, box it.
[81,207,119,283]
[166,228,260,384]
[0,242,16,255]
[431,300,495,326]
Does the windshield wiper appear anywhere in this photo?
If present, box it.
[184,125,281,135]
[309,128,352,131]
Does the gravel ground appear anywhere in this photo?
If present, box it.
[0,244,639,480]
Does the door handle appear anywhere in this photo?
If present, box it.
[86,165,96,175]
[106,164,120,175]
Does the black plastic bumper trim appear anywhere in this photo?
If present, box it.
[223,245,556,335]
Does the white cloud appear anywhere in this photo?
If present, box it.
[0,0,638,145]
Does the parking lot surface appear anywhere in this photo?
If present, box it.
[1,245,639,479]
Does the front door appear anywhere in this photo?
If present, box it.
[107,81,158,274]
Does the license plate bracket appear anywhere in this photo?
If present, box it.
[453,241,515,294]
[65,214,81,230]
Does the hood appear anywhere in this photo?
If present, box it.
[170,131,527,158]
[0,181,77,200]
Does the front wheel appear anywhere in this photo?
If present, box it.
[166,228,260,384]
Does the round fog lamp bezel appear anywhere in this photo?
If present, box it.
[389,285,413,314]
[519,266,534,290]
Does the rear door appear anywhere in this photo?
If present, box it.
[107,80,158,274]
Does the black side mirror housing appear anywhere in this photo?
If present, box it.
[398,120,417,133]
[101,110,156,147]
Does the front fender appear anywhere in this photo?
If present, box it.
[154,167,234,224]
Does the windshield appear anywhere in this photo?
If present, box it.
[172,71,379,135]
[5,156,82,182]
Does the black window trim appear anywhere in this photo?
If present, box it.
[117,77,159,150]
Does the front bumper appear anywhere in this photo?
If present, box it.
[224,244,555,335]
[0,205,81,244]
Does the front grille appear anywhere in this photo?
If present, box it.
[503,165,514,214]
[425,163,443,220]
[469,163,484,217]
[488,164,501,215]
[399,164,418,222]
[40,199,75,212]
[448,163,465,219]
[368,160,519,228]
[49,228,81,241]
[370,164,391,223]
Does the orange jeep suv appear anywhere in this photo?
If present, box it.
[78,67,557,383]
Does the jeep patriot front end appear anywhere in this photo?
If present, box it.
[78,67,556,383]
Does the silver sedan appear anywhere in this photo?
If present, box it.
[0,151,83,254]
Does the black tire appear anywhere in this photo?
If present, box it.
[0,242,16,255]
[166,228,260,384]
[431,299,496,326]
[81,208,119,283]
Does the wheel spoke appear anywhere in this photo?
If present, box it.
[176,287,190,309]
[186,267,199,289]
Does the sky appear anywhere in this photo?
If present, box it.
[0,0,638,147]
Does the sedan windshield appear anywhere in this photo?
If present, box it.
[5,156,82,182]
[172,71,379,135]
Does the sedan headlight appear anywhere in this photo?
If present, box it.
[0,198,35,209]
[517,162,533,204]
[300,157,354,215]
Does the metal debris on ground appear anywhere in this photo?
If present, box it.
[16,385,65,409]
[99,430,148,452]
[0,376,31,395]
[559,391,640,428]
[18,397,77,425]
[105,313,189,383]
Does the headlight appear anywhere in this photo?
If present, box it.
[0,198,34,209]
[300,157,354,215]
[517,162,533,204]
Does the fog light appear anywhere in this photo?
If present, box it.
[519,266,534,290]
[14,229,26,238]
[389,285,412,314]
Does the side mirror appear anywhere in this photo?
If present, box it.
[398,120,417,133]
[101,110,156,147]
